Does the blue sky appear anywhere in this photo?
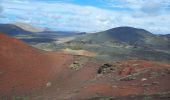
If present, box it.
[0,0,170,34]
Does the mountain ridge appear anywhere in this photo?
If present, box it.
[67,26,170,49]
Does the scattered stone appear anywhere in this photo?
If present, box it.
[141,78,147,81]
[132,64,140,67]
[69,61,84,70]
[46,82,52,87]
[119,75,135,81]
[112,85,117,88]
[119,67,133,76]
[149,72,160,78]
[102,63,113,68]
[152,82,160,85]
[97,63,116,74]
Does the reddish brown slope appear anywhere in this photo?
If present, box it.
[0,33,73,96]
[33,59,170,100]
[1,33,170,100]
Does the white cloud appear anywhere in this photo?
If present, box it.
[102,0,170,12]
[0,0,170,34]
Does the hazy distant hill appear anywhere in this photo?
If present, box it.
[0,23,85,37]
[68,27,170,50]
[0,24,33,36]
[14,23,44,33]
[0,23,86,45]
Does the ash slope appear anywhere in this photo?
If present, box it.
[0,33,170,100]
[0,33,73,96]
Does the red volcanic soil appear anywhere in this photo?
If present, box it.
[0,33,73,97]
[32,60,170,100]
[0,33,170,100]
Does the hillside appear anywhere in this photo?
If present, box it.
[0,33,170,100]
[69,27,169,48]
[0,33,72,97]
[58,27,170,63]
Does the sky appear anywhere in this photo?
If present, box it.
[0,0,170,34]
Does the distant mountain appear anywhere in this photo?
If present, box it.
[69,27,169,49]
[0,24,33,36]
[14,22,44,33]
[0,23,84,44]
[0,23,86,37]
[161,34,170,40]
[60,27,170,63]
